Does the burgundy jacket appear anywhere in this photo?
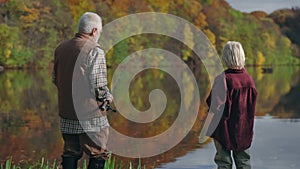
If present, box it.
[206,68,257,150]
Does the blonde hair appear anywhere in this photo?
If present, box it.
[221,41,245,69]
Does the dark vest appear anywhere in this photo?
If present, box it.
[54,33,101,120]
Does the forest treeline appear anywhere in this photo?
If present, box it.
[0,0,299,68]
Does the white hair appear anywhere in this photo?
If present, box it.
[221,41,245,69]
[78,12,102,34]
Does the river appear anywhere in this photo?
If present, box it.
[0,66,299,168]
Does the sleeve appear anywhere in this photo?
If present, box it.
[205,73,227,136]
[206,73,227,114]
[87,46,113,103]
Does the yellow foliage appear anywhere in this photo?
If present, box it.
[281,36,291,48]
[203,29,216,46]
[19,1,51,24]
[147,0,170,12]
[183,0,203,18]
[4,49,11,58]
[7,42,13,49]
[183,24,194,49]
[251,11,268,18]
[113,0,131,10]
[182,49,191,61]
[194,13,207,28]
[0,24,19,63]
[152,55,162,69]
[219,36,229,48]
[5,79,13,97]
[183,71,194,109]
[255,67,264,81]
[174,0,184,5]
[256,51,265,66]
[262,33,276,49]
[65,0,95,22]
[20,7,38,23]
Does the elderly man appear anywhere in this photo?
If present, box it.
[52,12,113,169]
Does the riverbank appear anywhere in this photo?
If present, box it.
[1,156,146,169]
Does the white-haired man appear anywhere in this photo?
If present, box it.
[52,12,113,169]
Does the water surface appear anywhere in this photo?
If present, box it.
[0,66,299,168]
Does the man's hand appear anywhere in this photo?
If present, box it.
[98,100,116,113]
[97,101,107,116]
[99,101,109,111]
[106,93,113,104]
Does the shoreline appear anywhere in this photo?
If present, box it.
[0,64,300,71]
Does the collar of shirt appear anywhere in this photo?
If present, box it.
[225,68,245,74]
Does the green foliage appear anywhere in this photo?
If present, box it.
[0,24,32,67]
[1,0,73,68]
[205,4,296,65]
[228,9,244,19]
[111,40,130,64]
[201,0,213,5]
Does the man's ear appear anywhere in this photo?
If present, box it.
[91,28,97,36]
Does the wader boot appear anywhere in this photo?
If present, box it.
[87,158,105,169]
[61,156,78,169]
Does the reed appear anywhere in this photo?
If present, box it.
[1,156,148,169]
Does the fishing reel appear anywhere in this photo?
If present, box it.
[99,100,116,112]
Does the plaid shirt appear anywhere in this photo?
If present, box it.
[53,46,113,134]
[60,116,110,134]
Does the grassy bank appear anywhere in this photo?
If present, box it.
[1,156,147,169]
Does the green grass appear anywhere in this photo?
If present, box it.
[1,157,58,169]
[1,156,148,169]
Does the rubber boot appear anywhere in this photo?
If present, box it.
[87,158,105,169]
[61,156,78,169]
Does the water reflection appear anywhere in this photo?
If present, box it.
[0,66,299,167]
[158,118,300,169]
[247,66,300,117]
[0,70,62,164]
